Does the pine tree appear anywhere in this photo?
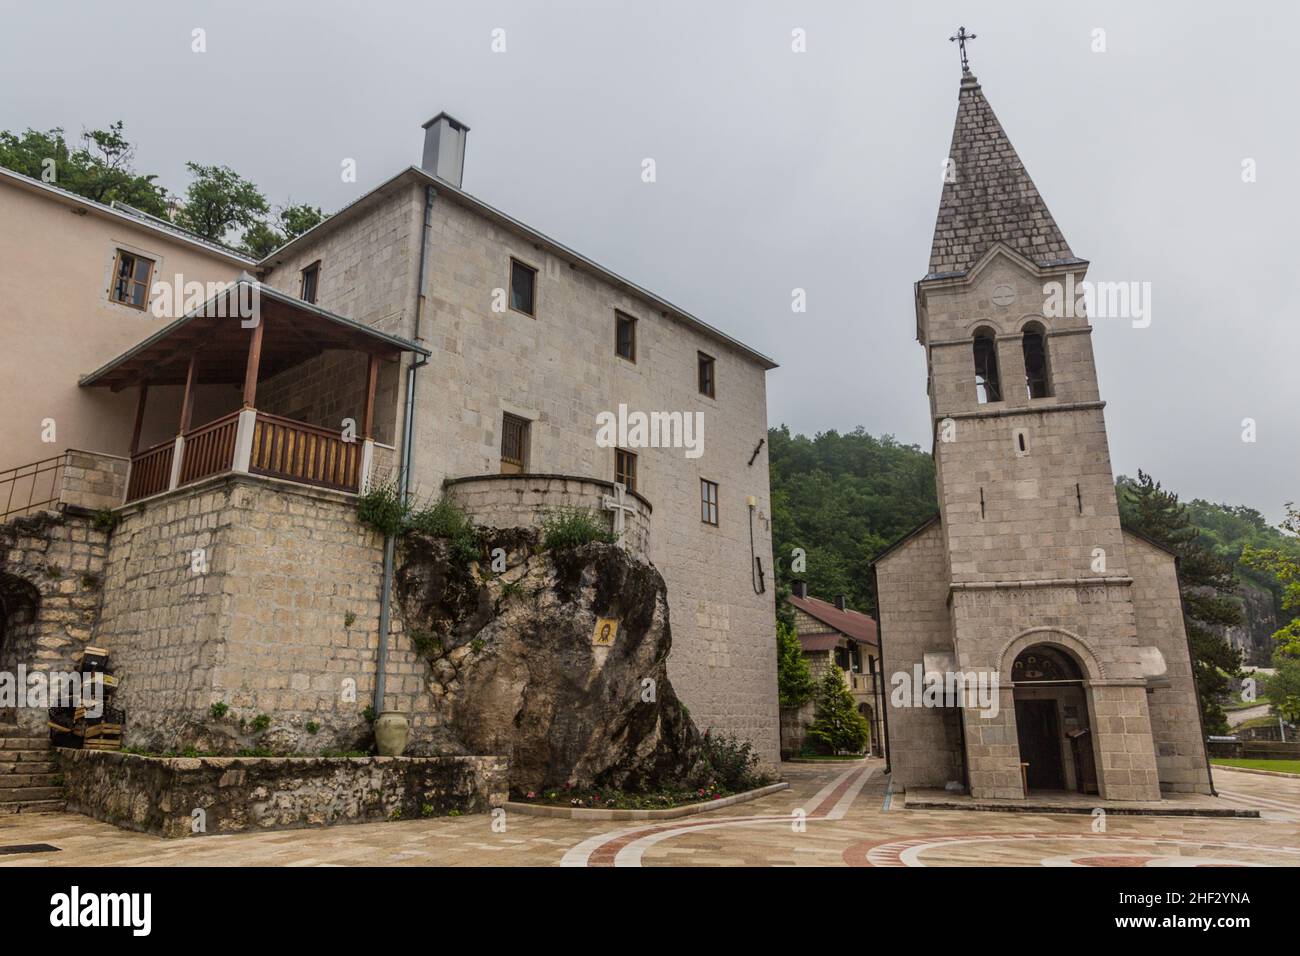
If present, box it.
[776,620,814,708]
[1118,470,1243,734]
[806,664,870,754]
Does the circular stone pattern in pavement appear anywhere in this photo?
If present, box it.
[843,832,1300,867]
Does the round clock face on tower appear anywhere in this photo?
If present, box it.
[991,284,1016,307]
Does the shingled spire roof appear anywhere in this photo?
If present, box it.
[927,73,1077,277]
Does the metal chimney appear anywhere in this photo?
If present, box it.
[420,112,469,188]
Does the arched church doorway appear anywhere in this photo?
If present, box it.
[1011,644,1098,794]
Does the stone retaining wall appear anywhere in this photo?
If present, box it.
[444,473,651,560]
[59,748,508,837]
[59,449,129,513]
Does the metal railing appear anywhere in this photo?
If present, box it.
[0,453,67,522]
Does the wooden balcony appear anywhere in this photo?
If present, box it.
[125,410,363,504]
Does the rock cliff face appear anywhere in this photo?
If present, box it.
[394,530,705,793]
[1209,583,1280,667]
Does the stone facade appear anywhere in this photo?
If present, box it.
[58,450,129,514]
[257,173,780,764]
[444,473,652,560]
[873,73,1210,802]
[60,748,507,837]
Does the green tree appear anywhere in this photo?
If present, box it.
[776,619,813,708]
[0,122,168,215]
[174,162,269,244]
[240,201,328,259]
[806,664,869,754]
[1242,503,1300,659]
[769,425,937,614]
[1117,470,1243,734]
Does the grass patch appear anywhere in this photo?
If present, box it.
[1212,758,1300,775]
[408,497,480,564]
[516,781,733,810]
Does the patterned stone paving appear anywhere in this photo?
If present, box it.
[0,762,1296,867]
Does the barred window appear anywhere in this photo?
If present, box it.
[500,413,529,474]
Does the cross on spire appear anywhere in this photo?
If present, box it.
[949,26,977,74]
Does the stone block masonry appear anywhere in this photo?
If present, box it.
[60,748,507,837]
[95,472,436,755]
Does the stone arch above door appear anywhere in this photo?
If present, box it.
[997,627,1107,682]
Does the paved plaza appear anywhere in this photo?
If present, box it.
[2,762,1298,867]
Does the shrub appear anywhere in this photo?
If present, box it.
[356,476,411,536]
[91,509,118,533]
[250,714,271,733]
[540,507,617,550]
[700,730,769,792]
[209,702,229,720]
[305,721,320,735]
[408,626,443,658]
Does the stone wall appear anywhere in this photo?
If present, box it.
[0,511,109,731]
[60,748,507,837]
[59,449,129,513]
[444,473,652,560]
[874,520,966,789]
[1125,531,1213,794]
[95,473,436,754]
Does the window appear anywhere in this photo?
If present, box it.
[510,258,537,316]
[300,261,320,304]
[972,328,1002,404]
[615,312,636,362]
[110,249,154,310]
[1022,322,1052,398]
[697,351,715,397]
[500,413,530,474]
[615,448,637,493]
[700,478,719,526]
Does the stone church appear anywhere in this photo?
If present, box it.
[872,68,1213,801]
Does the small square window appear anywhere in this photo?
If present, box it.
[510,258,537,316]
[700,479,719,526]
[500,413,530,474]
[615,448,637,493]
[110,249,154,310]
[300,261,320,304]
[615,312,636,362]
[697,352,715,398]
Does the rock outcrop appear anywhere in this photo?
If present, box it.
[395,529,705,793]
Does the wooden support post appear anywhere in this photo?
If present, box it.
[242,319,264,409]
[129,383,149,456]
[178,354,199,435]
[362,353,380,440]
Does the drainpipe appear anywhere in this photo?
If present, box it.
[373,184,436,715]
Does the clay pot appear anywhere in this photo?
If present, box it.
[373,711,409,756]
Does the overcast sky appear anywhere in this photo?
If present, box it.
[3,0,1296,522]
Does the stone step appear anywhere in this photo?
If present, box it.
[0,749,56,762]
[0,773,61,788]
[0,799,65,815]
[0,786,63,802]
[0,764,57,780]
[0,737,51,751]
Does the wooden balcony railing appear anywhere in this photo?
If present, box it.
[250,412,360,492]
[179,410,240,486]
[125,441,175,503]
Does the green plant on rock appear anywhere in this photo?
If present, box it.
[470,637,485,653]
[408,626,443,658]
[421,803,435,818]
[209,702,229,720]
[250,714,271,733]
[806,665,870,756]
[362,705,377,723]
[343,610,356,629]
[356,475,411,536]
[408,497,480,565]
[540,507,617,551]
[305,721,320,735]
[80,572,102,591]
